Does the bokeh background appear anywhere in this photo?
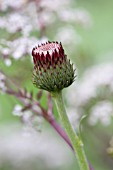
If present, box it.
[0,0,113,170]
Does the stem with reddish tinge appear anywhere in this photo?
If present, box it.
[49,116,73,150]
[49,116,94,170]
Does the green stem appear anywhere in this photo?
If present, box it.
[51,90,89,170]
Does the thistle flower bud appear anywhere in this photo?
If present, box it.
[32,41,75,92]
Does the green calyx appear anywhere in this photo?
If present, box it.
[33,57,75,92]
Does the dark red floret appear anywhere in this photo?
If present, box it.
[32,41,65,67]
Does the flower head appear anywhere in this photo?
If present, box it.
[32,41,75,92]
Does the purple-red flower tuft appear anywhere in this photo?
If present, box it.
[32,41,65,66]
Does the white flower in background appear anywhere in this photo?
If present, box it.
[74,9,92,28]
[12,37,37,60]
[12,104,23,116]
[38,11,55,26]
[0,36,48,64]
[6,13,30,34]
[1,47,10,56]
[59,9,76,22]
[72,63,113,106]
[0,12,36,35]
[4,58,12,66]
[0,126,73,170]
[66,62,113,126]
[0,0,71,33]
[55,26,81,46]
[0,0,25,11]
[89,101,113,126]
[59,8,92,28]
[11,36,48,59]
[12,104,43,131]
[39,0,71,12]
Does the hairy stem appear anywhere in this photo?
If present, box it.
[51,91,89,170]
